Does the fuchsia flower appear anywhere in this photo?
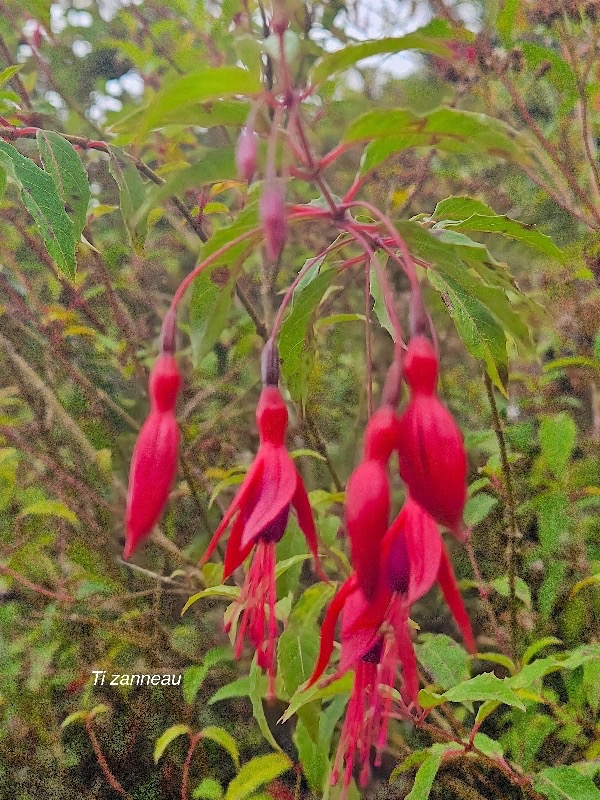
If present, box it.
[260,180,287,261]
[345,407,400,600]
[124,350,181,560]
[200,341,326,695]
[396,335,468,538]
[306,498,475,798]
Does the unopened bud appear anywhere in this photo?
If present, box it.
[260,180,287,261]
[236,127,258,182]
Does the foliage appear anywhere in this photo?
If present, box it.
[0,1,598,800]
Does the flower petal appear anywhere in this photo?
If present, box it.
[338,588,385,674]
[437,543,476,653]
[292,471,328,581]
[403,498,443,604]
[199,455,265,567]
[223,511,255,580]
[240,444,296,551]
[305,576,357,689]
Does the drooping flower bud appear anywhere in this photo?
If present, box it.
[124,351,181,559]
[396,336,467,536]
[260,180,287,261]
[345,408,399,600]
[236,126,258,182]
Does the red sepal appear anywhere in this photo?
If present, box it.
[437,544,476,653]
[305,576,357,689]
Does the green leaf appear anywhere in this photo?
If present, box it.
[209,676,252,705]
[280,673,353,723]
[277,623,319,697]
[539,414,577,479]
[433,196,498,220]
[112,99,250,135]
[183,647,231,704]
[310,33,453,84]
[491,576,532,608]
[0,64,22,89]
[496,0,519,45]
[135,67,261,140]
[346,108,530,174]
[534,766,600,800]
[61,710,88,729]
[193,778,223,800]
[200,726,240,768]
[474,652,516,674]
[279,268,336,405]
[154,724,190,763]
[440,214,563,262]
[21,499,78,526]
[521,638,563,666]
[190,262,240,366]
[472,732,504,758]
[405,744,455,800]
[181,585,241,615]
[108,147,148,251]
[0,141,77,278]
[248,659,281,752]
[534,492,569,558]
[294,719,328,794]
[274,553,311,580]
[36,130,90,240]
[427,269,508,395]
[370,262,396,340]
[224,753,291,800]
[416,634,470,691]
[442,672,525,709]
[464,492,498,527]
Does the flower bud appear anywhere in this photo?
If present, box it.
[397,342,467,535]
[124,354,181,559]
[260,180,287,261]
[236,126,258,182]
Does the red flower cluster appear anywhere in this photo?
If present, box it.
[304,336,474,798]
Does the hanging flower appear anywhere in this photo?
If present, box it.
[305,498,475,797]
[396,335,468,538]
[124,349,181,560]
[200,340,326,695]
[344,407,400,601]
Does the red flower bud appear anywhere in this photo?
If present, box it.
[345,409,400,600]
[260,181,287,261]
[236,126,258,182]
[397,337,467,536]
[124,354,181,559]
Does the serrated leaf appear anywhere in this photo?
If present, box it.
[427,269,508,395]
[310,33,452,84]
[464,493,498,527]
[224,753,291,800]
[442,672,525,709]
[200,726,240,768]
[154,724,190,764]
[442,214,563,262]
[417,634,470,690]
[36,130,90,240]
[21,499,78,526]
[108,147,148,251]
[0,141,77,278]
[534,766,600,800]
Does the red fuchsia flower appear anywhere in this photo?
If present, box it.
[345,407,400,601]
[199,341,326,695]
[124,347,181,560]
[305,498,475,798]
[260,180,287,261]
[396,335,468,539]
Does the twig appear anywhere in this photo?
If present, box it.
[85,716,131,798]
